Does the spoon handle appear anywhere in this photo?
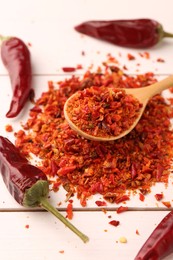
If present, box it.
[149,74,173,96]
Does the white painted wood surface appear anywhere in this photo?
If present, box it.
[0,0,173,259]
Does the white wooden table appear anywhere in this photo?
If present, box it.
[0,0,173,259]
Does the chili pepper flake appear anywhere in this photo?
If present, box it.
[76,64,83,70]
[62,67,76,72]
[139,193,145,202]
[162,201,172,208]
[106,53,119,64]
[14,63,173,207]
[66,202,73,220]
[59,250,65,254]
[101,208,107,214]
[25,224,30,229]
[136,229,140,235]
[157,58,165,63]
[155,193,163,201]
[127,53,135,60]
[95,200,107,207]
[5,124,13,132]
[117,206,128,214]
[109,220,120,227]
[139,52,150,59]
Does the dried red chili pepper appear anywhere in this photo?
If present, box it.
[134,211,173,260]
[0,36,32,118]
[0,136,89,243]
[75,19,173,48]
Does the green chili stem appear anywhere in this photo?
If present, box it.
[163,31,173,38]
[23,180,89,243]
[0,35,11,44]
[40,197,89,243]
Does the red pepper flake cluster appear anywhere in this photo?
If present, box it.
[66,87,142,138]
[14,65,173,207]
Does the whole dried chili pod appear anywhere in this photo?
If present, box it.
[0,136,89,243]
[74,19,173,48]
[0,36,32,118]
[134,211,173,259]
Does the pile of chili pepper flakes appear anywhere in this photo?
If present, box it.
[14,64,173,207]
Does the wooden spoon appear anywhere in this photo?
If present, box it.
[64,75,173,141]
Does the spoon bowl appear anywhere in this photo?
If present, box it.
[64,75,173,141]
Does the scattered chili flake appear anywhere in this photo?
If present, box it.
[66,86,142,138]
[25,224,29,229]
[127,53,135,60]
[162,201,172,208]
[5,124,13,132]
[109,220,120,227]
[14,63,173,207]
[155,193,163,201]
[62,67,76,72]
[136,229,140,235]
[139,52,150,59]
[76,64,83,70]
[95,200,107,207]
[66,202,73,219]
[59,250,65,254]
[106,53,119,64]
[157,58,165,63]
[117,206,128,214]
[115,195,130,204]
[139,193,145,202]
[102,208,107,214]
[123,65,128,70]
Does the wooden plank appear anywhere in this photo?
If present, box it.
[0,210,172,260]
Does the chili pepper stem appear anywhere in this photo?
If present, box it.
[163,31,173,38]
[23,180,89,243]
[40,197,89,243]
[0,35,11,44]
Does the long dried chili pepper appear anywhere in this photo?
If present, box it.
[75,19,173,48]
[0,136,89,243]
[0,36,32,118]
[134,211,173,259]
